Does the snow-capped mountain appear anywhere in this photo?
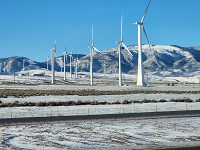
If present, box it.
[77,45,200,76]
[1,45,200,77]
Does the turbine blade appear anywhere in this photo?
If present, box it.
[54,40,56,49]
[117,44,121,54]
[71,51,73,59]
[121,42,133,57]
[65,40,67,54]
[93,47,101,53]
[121,15,123,41]
[141,0,152,23]
[142,25,151,50]
[92,25,94,46]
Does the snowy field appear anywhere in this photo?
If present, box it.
[1,69,200,87]
[1,85,200,118]
[0,117,200,149]
[1,73,200,149]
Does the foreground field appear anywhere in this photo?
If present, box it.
[0,117,200,149]
[0,84,200,149]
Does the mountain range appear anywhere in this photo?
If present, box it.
[1,45,200,77]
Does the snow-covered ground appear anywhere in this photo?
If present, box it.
[0,83,200,119]
[2,83,200,92]
[1,69,200,86]
[1,84,200,119]
[0,117,200,149]
[1,74,200,149]
[2,93,200,104]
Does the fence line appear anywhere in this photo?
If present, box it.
[0,102,200,119]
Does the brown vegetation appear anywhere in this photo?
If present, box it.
[0,97,195,108]
[1,89,200,98]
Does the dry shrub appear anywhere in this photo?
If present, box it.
[90,101,98,105]
[68,101,77,106]
[98,101,108,105]
[112,101,121,104]
[159,99,167,103]
[170,98,192,102]
[122,100,130,104]
[141,99,157,103]
[132,100,140,103]
[76,100,85,105]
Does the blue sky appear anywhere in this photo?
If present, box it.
[0,0,200,62]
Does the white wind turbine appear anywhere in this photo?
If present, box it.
[75,51,79,79]
[134,0,152,86]
[117,15,133,86]
[63,49,67,81]
[89,25,101,86]
[23,59,25,71]
[3,62,6,73]
[73,57,76,78]
[69,51,73,78]
[50,40,56,84]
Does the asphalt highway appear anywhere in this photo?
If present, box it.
[0,110,200,124]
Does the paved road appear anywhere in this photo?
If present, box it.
[0,110,200,124]
[152,146,200,150]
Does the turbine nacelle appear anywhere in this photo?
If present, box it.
[116,41,123,44]
[63,51,67,56]
[134,22,143,25]
[50,48,56,53]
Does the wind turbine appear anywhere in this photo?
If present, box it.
[89,25,101,86]
[3,62,6,72]
[50,40,56,84]
[75,51,79,79]
[63,48,67,81]
[23,59,25,71]
[117,15,133,86]
[134,0,152,86]
[69,51,73,78]
[63,41,67,81]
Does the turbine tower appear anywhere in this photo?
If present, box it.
[75,51,79,79]
[23,59,25,71]
[3,62,6,73]
[69,51,73,78]
[51,40,56,84]
[117,15,133,86]
[134,0,152,86]
[89,25,101,86]
[63,50,67,81]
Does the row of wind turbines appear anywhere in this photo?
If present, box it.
[49,40,79,84]
[50,0,152,86]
